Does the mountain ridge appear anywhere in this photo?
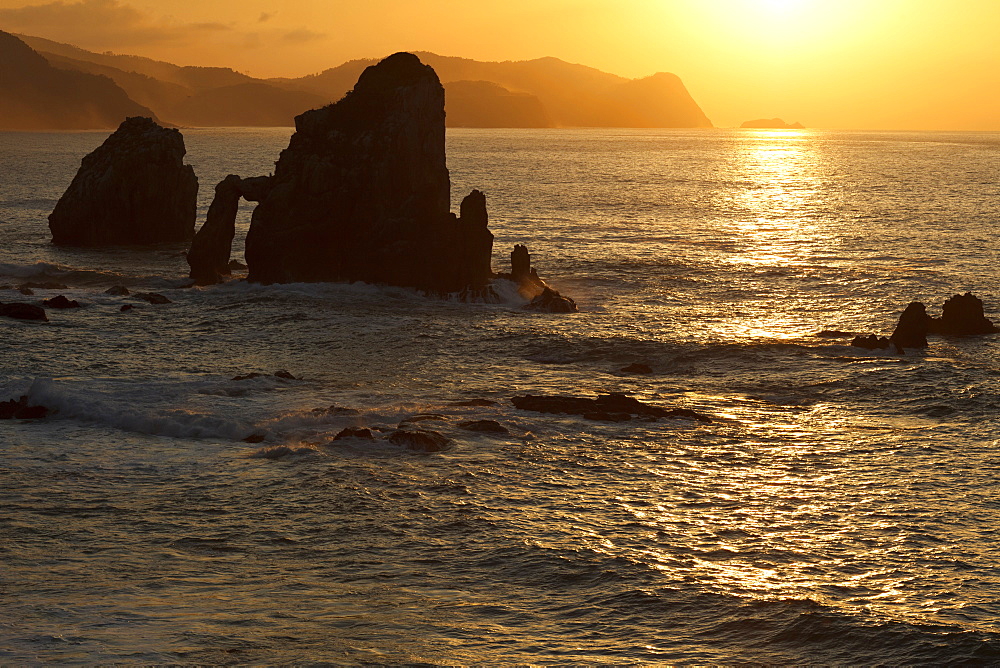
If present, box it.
[5,32,713,130]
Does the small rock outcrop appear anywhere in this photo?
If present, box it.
[187,174,273,285]
[245,52,491,292]
[42,295,80,309]
[48,117,198,246]
[851,334,891,350]
[0,395,48,419]
[498,244,578,312]
[929,292,999,336]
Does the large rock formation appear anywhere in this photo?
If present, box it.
[187,174,272,284]
[929,292,999,335]
[48,117,198,245]
[244,52,494,292]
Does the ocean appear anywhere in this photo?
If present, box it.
[1,127,999,664]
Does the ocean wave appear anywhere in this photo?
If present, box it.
[25,377,253,440]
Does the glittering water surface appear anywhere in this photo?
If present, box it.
[1,128,999,664]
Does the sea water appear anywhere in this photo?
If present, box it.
[1,128,999,663]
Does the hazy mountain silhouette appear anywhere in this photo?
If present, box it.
[281,52,713,128]
[0,31,155,130]
[9,33,712,129]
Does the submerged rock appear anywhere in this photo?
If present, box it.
[388,428,452,452]
[105,285,130,296]
[929,292,999,336]
[448,398,498,407]
[48,117,198,246]
[0,302,47,321]
[133,292,171,304]
[511,393,711,422]
[621,363,653,374]
[458,419,509,434]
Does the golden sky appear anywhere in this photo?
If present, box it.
[1,0,998,130]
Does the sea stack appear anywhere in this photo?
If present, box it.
[48,117,198,246]
[245,52,493,293]
[187,174,272,285]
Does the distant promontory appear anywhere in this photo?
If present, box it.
[740,118,805,129]
[4,31,713,130]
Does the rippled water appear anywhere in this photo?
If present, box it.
[2,128,999,664]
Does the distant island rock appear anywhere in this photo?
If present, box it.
[48,117,198,245]
[740,118,805,129]
[0,30,155,130]
[16,33,712,129]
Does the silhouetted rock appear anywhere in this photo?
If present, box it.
[244,53,494,293]
[511,393,711,422]
[48,117,198,246]
[929,292,999,336]
[188,174,274,285]
[243,433,266,443]
[459,419,509,434]
[851,334,892,350]
[741,118,805,129]
[388,428,452,452]
[18,287,33,296]
[273,370,297,380]
[333,427,375,441]
[105,285,130,295]
[0,395,48,419]
[511,244,531,284]
[621,363,653,374]
[188,174,242,285]
[42,295,80,308]
[120,304,134,312]
[0,302,48,321]
[889,302,932,349]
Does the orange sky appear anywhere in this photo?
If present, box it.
[1,0,998,130]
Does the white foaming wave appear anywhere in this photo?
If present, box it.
[486,278,530,306]
[25,378,253,440]
[0,261,70,280]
